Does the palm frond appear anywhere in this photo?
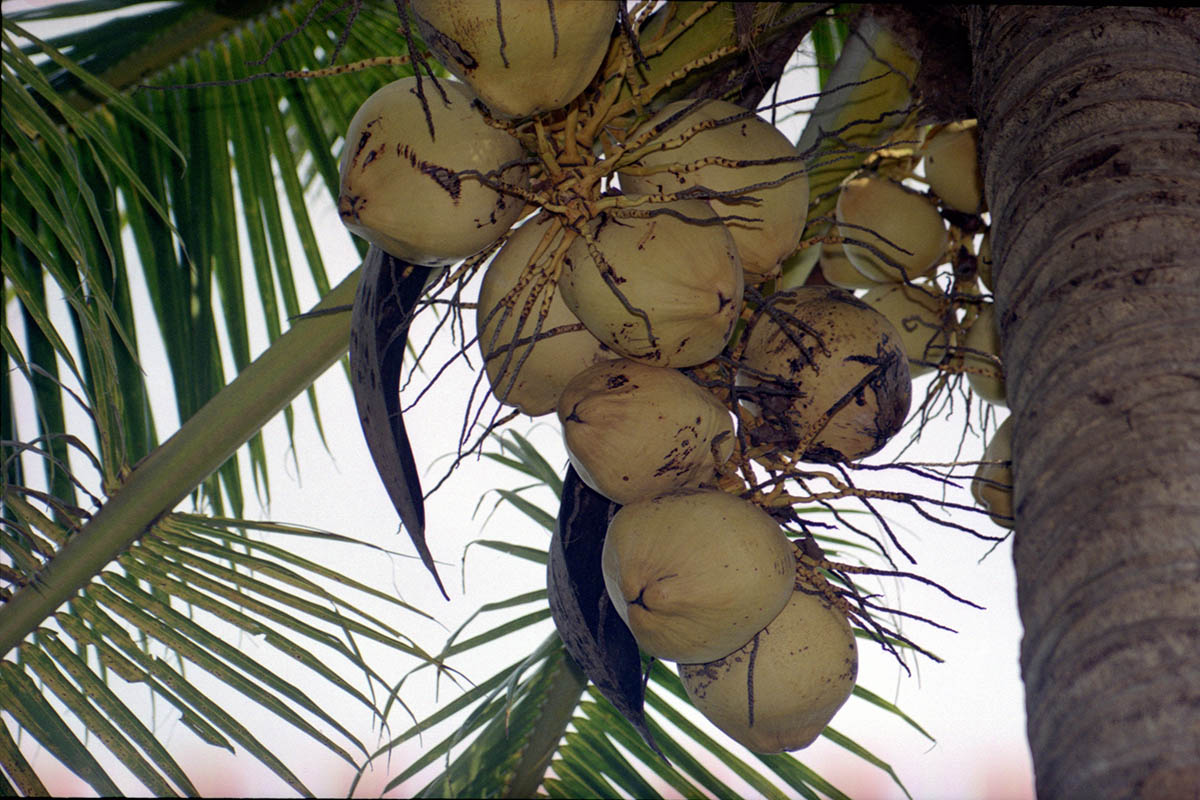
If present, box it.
[808,6,852,90]
[2,3,453,794]
[2,489,443,795]
[4,2,414,514]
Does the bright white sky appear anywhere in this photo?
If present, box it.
[5,7,1034,798]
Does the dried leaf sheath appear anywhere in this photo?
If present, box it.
[349,246,447,598]
[547,466,661,756]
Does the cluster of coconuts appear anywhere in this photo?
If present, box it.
[338,0,621,266]
[924,121,1012,529]
[825,122,999,383]
[602,489,859,753]
[813,119,1012,528]
[336,2,1007,752]
[546,95,877,749]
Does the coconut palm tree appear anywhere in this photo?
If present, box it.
[2,3,933,796]
[3,2,1195,798]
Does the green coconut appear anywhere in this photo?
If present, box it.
[923,120,984,214]
[619,99,809,282]
[739,287,911,463]
[412,0,618,118]
[835,173,948,283]
[861,280,951,377]
[775,241,821,290]
[818,242,890,290]
[602,489,796,664]
[476,213,611,415]
[963,303,1006,406]
[678,583,858,753]
[560,198,744,367]
[972,416,1014,529]
[558,358,734,505]
[338,77,528,266]
[978,230,995,291]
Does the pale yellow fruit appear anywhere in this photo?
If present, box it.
[862,281,951,377]
[679,586,858,753]
[338,77,528,266]
[836,173,948,282]
[739,287,911,463]
[411,0,618,118]
[977,230,994,291]
[972,416,1014,529]
[619,100,809,282]
[602,489,796,664]
[923,120,984,214]
[560,199,744,367]
[558,358,734,505]
[476,213,610,415]
[818,242,889,290]
[776,241,821,290]
[963,303,1006,406]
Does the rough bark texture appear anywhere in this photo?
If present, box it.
[967,8,1200,798]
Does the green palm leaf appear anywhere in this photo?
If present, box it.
[2,3,446,794]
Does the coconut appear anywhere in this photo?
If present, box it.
[818,242,889,291]
[835,173,948,283]
[602,489,796,664]
[963,303,1006,406]
[476,213,611,415]
[776,241,821,290]
[411,0,618,119]
[923,120,984,214]
[619,100,809,282]
[558,358,734,505]
[972,416,1014,528]
[559,198,744,367]
[739,287,911,463]
[977,230,995,291]
[678,583,858,753]
[338,77,529,266]
[861,280,951,377]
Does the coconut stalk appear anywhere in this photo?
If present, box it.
[0,267,360,657]
[778,15,920,286]
[796,14,919,219]
[601,2,828,138]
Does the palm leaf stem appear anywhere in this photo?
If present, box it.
[44,0,281,113]
[0,267,360,656]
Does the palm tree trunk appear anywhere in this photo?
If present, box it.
[968,8,1200,797]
